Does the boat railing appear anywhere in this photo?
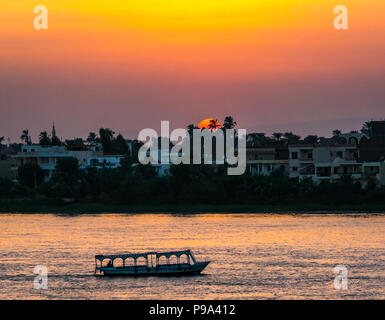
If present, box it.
[94,249,208,273]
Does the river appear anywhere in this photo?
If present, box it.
[0,213,384,299]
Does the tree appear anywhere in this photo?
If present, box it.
[52,157,81,186]
[99,128,114,154]
[65,138,84,146]
[130,139,144,163]
[39,131,51,146]
[18,163,44,188]
[87,132,98,144]
[272,132,283,142]
[332,129,342,137]
[207,119,221,130]
[20,130,32,145]
[187,124,197,137]
[283,132,301,144]
[222,116,237,130]
[114,134,129,155]
[0,136,4,145]
[361,121,372,136]
[65,138,86,151]
[303,135,319,144]
[51,135,62,146]
[246,133,272,147]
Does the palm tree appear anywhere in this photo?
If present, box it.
[20,130,31,145]
[222,116,237,130]
[99,128,115,154]
[87,132,98,144]
[360,121,372,136]
[207,119,221,130]
[187,124,196,137]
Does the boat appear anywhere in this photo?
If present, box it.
[94,249,210,276]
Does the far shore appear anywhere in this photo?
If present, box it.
[0,199,385,214]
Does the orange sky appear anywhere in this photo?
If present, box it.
[1,1,385,140]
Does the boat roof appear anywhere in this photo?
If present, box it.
[95,250,192,261]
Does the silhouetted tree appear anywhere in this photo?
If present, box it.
[51,135,62,146]
[87,132,98,144]
[222,116,237,130]
[283,132,301,144]
[246,133,272,147]
[99,128,114,154]
[114,134,129,155]
[20,130,32,145]
[303,135,319,144]
[272,132,283,141]
[18,163,44,188]
[39,131,51,146]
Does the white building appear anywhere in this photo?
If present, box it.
[12,145,74,181]
[288,144,385,187]
[246,147,289,176]
[11,145,123,181]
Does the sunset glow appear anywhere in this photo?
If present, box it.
[1,1,385,139]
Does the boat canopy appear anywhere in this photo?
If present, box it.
[95,250,194,262]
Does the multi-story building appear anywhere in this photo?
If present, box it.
[12,145,74,181]
[289,144,359,179]
[246,146,289,176]
[288,143,385,187]
[11,145,121,182]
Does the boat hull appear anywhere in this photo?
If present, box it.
[98,262,210,277]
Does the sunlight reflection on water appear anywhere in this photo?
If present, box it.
[0,213,384,299]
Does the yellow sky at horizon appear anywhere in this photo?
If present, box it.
[1,0,385,81]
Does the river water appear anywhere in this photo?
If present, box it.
[0,213,384,299]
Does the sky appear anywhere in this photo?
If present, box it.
[1,0,385,142]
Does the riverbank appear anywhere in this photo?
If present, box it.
[1,199,385,214]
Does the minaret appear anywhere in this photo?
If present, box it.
[52,122,56,137]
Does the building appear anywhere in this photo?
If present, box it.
[0,147,15,179]
[0,158,13,179]
[11,145,74,181]
[288,143,385,187]
[11,145,119,182]
[288,144,360,179]
[246,147,289,175]
[87,155,124,169]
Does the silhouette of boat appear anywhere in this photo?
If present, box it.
[94,249,210,276]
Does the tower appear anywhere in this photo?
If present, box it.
[52,122,56,137]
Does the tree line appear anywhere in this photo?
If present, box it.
[1,158,385,207]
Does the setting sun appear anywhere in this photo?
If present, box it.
[198,119,222,130]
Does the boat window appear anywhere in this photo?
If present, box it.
[158,256,168,265]
[113,258,124,268]
[136,256,147,266]
[179,254,189,264]
[169,255,178,265]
